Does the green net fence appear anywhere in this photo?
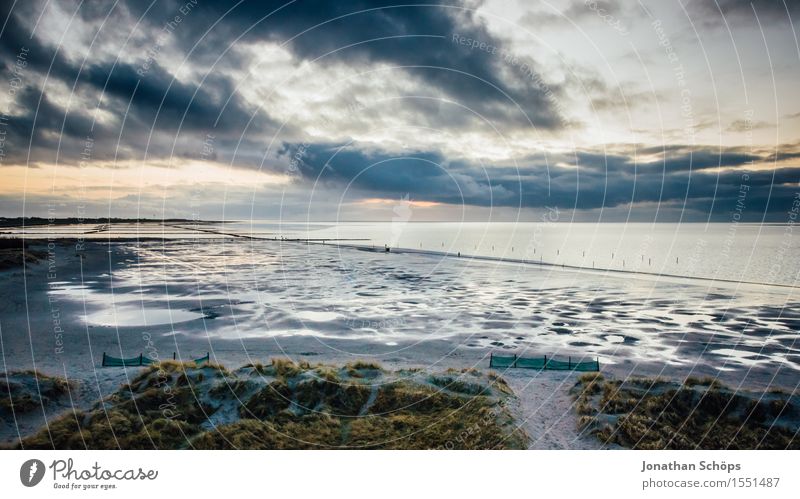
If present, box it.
[102,352,210,367]
[490,354,599,372]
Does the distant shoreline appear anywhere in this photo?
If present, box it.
[0,217,230,228]
[0,217,796,226]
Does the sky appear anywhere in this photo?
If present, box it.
[0,0,799,222]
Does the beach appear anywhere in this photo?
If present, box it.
[1,234,798,448]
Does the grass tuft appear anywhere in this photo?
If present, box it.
[0,370,75,416]
[571,375,799,449]
[17,362,525,450]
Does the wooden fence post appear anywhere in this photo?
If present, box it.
[102,352,106,367]
[139,353,143,366]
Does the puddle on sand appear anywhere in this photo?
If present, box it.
[295,310,342,322]
[44,240,800,378]
[48,281,205,327]
[83,306,204,327]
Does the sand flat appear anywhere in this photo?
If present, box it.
[1,238,799,447]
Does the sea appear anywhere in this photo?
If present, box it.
[8,220,800,286]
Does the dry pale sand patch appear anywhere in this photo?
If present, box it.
[500,370,607,450]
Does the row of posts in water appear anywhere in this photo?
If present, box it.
[375,242,681,268]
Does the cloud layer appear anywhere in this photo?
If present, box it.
[1,0,799,221]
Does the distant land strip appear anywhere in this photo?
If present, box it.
[0,217,228,228]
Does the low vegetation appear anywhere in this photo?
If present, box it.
[0,239,46,271]
[15,359,527,450]
[0,370,74,415]
[572,373,799,449]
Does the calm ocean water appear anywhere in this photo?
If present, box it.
[223,221,799,287]
[7,221,799,286]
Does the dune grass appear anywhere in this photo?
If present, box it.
[0,370,74,415]
[572,374,799,449]
[17,359,526,450]
[0,238,46,270]
[21,362,219,449]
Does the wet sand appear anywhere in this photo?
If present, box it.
[1,238,798,448]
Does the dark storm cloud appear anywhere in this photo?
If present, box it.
[0,56,273,159]
[1,87,97,163]
[77,60,271,135]
[280,140,800,219]
[0,0,278,165]
[283,143,447,190]
[0,0,565,167]
[573,147,762,174]
[97,0,565,128]
[0,2,73,78]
